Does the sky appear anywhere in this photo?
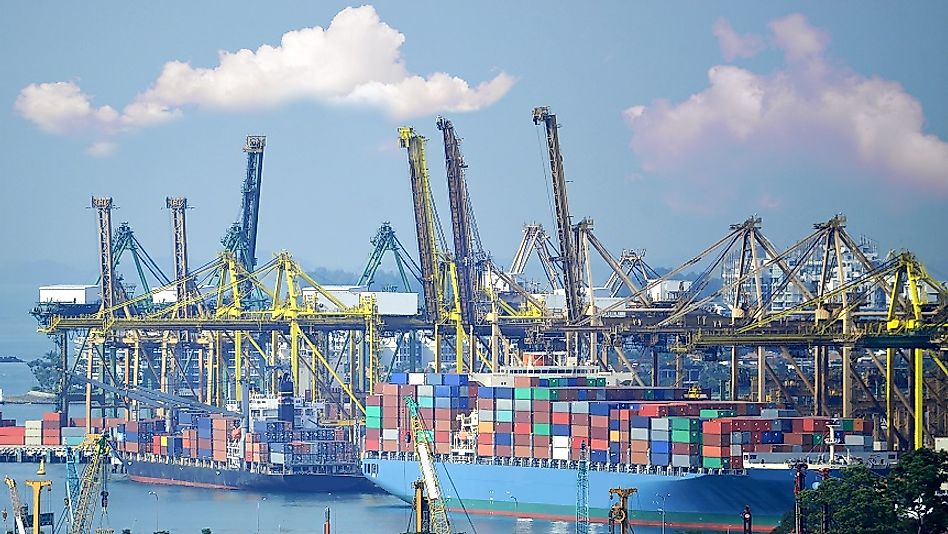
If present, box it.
[2,2,947,356]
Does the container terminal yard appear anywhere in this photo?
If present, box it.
[0,103,941,533]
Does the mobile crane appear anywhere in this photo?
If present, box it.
[404,396,452,534]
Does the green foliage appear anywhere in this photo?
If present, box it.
[201,529,212,534]
[771,448,948,534]
[27,349,62,393]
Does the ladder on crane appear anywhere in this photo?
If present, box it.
[404,397,452,534]
[68,434,111,534]
[3,476,28,534]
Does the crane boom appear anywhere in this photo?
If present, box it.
[405,396,452,534]
[399,128,444,324]
[222,135,266,274]
[69,434,110,534]
[437,117,478,327]
[533,107,583,323]
[3,476,27,534]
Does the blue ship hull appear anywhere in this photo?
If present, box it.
[124,457,376,493]
[361,456,836,531]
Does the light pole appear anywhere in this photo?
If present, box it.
[506,492,519,516]
[256,497,267,534]
[147,491,159,533]
[655,493,670,534]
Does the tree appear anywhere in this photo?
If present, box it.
[885,448,948,533]
[27,349,62,393]
[771,448,948,534]
[797,464,899,534]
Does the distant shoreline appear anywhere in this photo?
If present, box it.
[0,356,25,363]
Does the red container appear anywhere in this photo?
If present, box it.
[514,422,531,434]
[434,419,451,432]
[533,400,551,413]
[435,431,450,443]
[631,440,648,453]
[381,440,398,452]
[590,415,608,429]
[533,436,551,448]
[477,443,495,457]
[631,451,649,465]
[366,395,381,406]
[703,433,729,446]
[533,446,551,459]
[514,412,532,424]
[435,408,452,420]
[0,426,25,445]
[590,438,608,450]
[495,445,512,457]
[435,442,451,454]
[552,412,570,425]
[702,445,729,457]
[494,422,513,433]
[514,433,531,446]
[533,411,551,424]
[514,445,532,458]
[42,412,60,422]
[591,427,608,440]
[365,429,381,441]
[477,433,494,445]
[703,420,732,434]
[573,426,589,438]
[571,413,589,426]
[570,436,587,449]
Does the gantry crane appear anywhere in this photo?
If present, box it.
[437,116,484,328]
[509,224,562,290]
[68,434,111,534]
[532,107,584,325]
[398,127,446,325]
[576,443,590,534]
[405,396,452,534]
[359,222,421,293]
[221,135,267,276]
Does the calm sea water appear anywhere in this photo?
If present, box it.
[0,362,683,533]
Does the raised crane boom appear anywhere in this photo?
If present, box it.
[533,107,583,323]
[399,128,444,324]
[222,135,266,274]
[69,434,111,534]
[405,396,452,534]
[3,476,27,534]
[437,117,479,326]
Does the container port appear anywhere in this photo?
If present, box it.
[3,3,947,533]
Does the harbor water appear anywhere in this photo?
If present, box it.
[1,362,680,533]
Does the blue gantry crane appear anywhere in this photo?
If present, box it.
[222,135,267,274]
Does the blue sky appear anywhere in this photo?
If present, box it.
[1,2,946,355]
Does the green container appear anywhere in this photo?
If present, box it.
[533,423,551,436]
[671,429,702,444]
[699,409,736,419]
[549,378,562,388]
[515,388,532,400]
[841,419,855,431]
[670,417,700,431]
[550,390,561,401]
[644,389,655,400]
[813,433,825,445]
[366,406,382,418]
[702,456,730,469]
[415,430,434,442]
[418,396,434,408]
[533,388,551,401]
[366,416,381,429]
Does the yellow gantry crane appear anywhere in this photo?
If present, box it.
[4,476,51,534]
[398,127,468,372]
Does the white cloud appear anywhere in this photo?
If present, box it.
[15,6,513,153]
[712,17,764,61]
[625,13,948,192]
[14,81,118,134]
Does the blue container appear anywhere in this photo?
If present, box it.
[495,433,513,446]
[651,440,671,454]
[566,378,578,387]
[390,372,409,385]
[478,386,495,399]
[434,397,451,409]
[495,387,513,399]
[577,390,587,401]
[552,424,571,436]
[539,378,549,387]
[443,374,469,386]
[609,452,620,464]
[609,420,621,431]
[630,416,650,429]
[650,452,671,466]
[590,403,610,416]
[434,385,454,397]
[458,397,469,409]
[426,373,443,386]
[590,450,608,463]
[609,443,620,453]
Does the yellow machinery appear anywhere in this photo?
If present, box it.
[68,434,111,534]
[4,476,52,534]
[608,487,637,534]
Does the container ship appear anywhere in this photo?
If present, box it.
[361,368,896,531]
[114,378,373,492]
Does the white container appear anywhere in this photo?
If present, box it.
[552,436,570,448]
[933,437,948,452]
[552,402,570,413]
[25,429,42,438]
[381,429,399,441]
[552,447,570,461]
[478,409,494,422]
[630,428,649,441]
[408,373,425,385]
[269,451,285,464]
[25,420,42,429]
[571,402,589,414]
[39,285,100,305]
[730,444,743,456]
[417,385,433,396]
[495,399,512,411]
[152,288,177,304]
[650,418,670,431]
[25,436,42,446]
[368,292,418,316]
